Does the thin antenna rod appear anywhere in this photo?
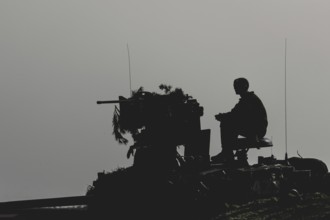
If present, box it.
[284,38,288,160]
[127,44,132,96]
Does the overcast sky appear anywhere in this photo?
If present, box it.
[1,0,330,201]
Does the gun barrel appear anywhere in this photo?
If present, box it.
[97,99,132,104]
[96,100,121,104]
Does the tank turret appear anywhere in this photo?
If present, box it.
[97,85,210,170]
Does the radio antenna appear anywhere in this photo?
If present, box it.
[284,38,288,161]
[127,44,132,96]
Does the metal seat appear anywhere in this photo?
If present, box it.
[234,137,273,150]
[230,137,273,166]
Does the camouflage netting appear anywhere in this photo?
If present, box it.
[112,84,193,145]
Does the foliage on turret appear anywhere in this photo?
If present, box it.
[111,84,201,147]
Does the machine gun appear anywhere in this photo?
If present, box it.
[97,87,210,169]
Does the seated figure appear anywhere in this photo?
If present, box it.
[212,78,268,163]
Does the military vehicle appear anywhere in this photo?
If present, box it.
[0,85,329,220]
[87,85,330,219]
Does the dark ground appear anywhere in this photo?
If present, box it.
[2,192,330,220]
[213,192,330,220]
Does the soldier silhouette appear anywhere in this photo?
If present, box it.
[212,78,268,163]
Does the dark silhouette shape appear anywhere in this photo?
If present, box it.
[98,85,209,171]
[212,78,268,163]
[2,84,330,220]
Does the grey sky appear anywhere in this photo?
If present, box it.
[1,0,330,201]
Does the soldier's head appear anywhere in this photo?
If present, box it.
[234,78,249,95]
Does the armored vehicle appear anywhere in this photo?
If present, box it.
[87,85,330,219]
[0,85,329,220]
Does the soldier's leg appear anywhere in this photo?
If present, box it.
[238,124,266,142]
[211,118,236,162]
[220,118,238,152]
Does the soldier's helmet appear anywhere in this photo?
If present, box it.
[234,77,249,94]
